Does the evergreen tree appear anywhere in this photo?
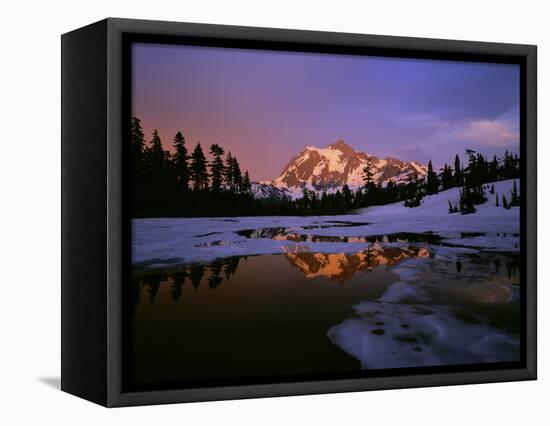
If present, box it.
[513,153,520,176]
[385,179,398,203]
[130,117,145,181]
[172,131,189,191]
[404,174,422,207]
[231,156,243,193]
[190,142,208,191]
[362,160,375,191]
[426,160,439,195]
[342,184,353,210]
[510,180,520,206]
[224,152,234,190]
[495,193,499,207]
[465,149,478,186]
[489,155,499,181]
[300,188,311,211]
[459,186,476,214]
[334,189,344,210]
[454,154,463,186]
[321,191,329,210]
[441,164,454,190]
[209,143,225,192]
[490,184,495,194]
[147,129,166,184]
[310,191,319,211]
[242,171,252,193]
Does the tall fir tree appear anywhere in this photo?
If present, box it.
[454,154,462,186]
[209,143,225,192]
[231,157,243,193]
[489,155,499,181]
[242,171,252,193]
[441,164,454,190]
[190,142,209,191]
[342,184,353,209]
[310,191,319,211]
[224,152,234,190]
[130,117,145,181]
[172,131,189,191]
[510,180,520,206]
[147,129,166,184]
[362,160,375,190]
[404,174,422,207]
[426,160,439,195]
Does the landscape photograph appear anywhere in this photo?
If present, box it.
[127,42,521,387]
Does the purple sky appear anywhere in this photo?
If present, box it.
[132,43,520,181]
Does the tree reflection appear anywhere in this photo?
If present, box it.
[142,274,163,303]
[170,271,186,302]
[190,265,205,290]
[207,261,223,289]
[223,257,241,281]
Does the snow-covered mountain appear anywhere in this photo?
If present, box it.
[250,182,293,200]
[262,140,427,198]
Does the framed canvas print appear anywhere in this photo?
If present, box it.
[61,18,537,407]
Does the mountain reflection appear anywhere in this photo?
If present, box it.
[283,244,430,282]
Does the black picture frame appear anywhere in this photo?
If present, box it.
[61,17,537,407]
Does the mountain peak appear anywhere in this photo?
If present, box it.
[327,139,354,152]
[272,140,427,197]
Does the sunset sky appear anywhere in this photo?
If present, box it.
[132,43,520,182]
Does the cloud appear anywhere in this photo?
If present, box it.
[401,145,429,164]
[398,113,447,130]
[400,106,519,149]
[448,119,518,147]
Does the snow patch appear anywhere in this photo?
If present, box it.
[328,303,519,369]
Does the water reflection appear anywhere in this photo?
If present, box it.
[132,244,431,306]
[128,232,521,385]
[283,244,430,282]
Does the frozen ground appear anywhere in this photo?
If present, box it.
[132,180,519,268]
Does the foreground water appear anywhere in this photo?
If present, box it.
[128,235,520,386]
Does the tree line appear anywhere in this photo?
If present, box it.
[130,116,520,217]
[446,149,520,214]
[131,117,256,216]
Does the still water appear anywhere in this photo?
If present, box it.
[128,237,520,386]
